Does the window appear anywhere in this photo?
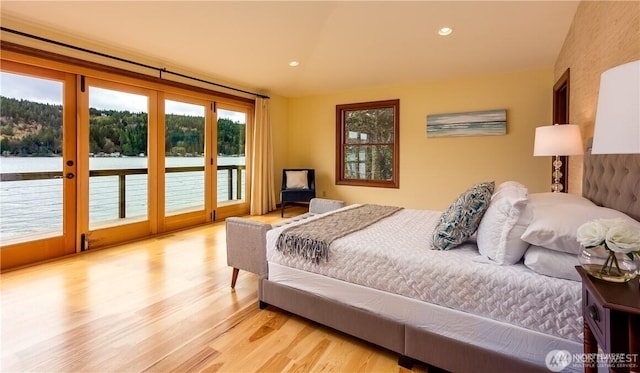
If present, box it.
[336,99,399,188]
[1,43,255,268]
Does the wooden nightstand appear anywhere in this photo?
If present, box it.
[576,266,640,373]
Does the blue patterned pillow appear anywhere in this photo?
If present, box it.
[432,181,495,250]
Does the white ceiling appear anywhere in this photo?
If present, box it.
[0,1,580,98]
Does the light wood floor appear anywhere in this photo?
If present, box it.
[1,207,429,372]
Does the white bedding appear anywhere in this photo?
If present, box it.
[266,206,583,343]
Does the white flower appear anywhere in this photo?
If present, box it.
[577,220,609,247]
[578,218,640,276]
[606,222,640,254]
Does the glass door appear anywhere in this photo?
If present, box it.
[78,78,157,248]
[0,62,77,269]
[1,58,255,269]
[161,98,252,226]
[160,95,211,231]
[214,102,252,219]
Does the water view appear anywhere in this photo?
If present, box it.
[1,70,249,245]
[0,156,245,243]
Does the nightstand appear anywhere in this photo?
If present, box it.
[576,266,640,373]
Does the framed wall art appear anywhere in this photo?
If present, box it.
[426,109,506,138]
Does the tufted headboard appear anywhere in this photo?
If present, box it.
[582,138,640,221]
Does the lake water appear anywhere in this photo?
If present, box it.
[0,155,245,172]
[0,156,245,242]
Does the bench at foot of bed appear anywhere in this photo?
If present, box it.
[225,198,345,288]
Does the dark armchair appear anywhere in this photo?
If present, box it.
[280,169,316,217]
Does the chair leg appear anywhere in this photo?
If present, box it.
[231,267,239,289]
[281,202,285,217]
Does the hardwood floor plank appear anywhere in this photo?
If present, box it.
[142,303,260,372]
[1,207,429,372]
[256,351,293,372]
[286,338,331,372]
[166,346,221,373]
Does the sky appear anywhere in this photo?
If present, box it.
[0,71,246,123]
[0,71,63,105]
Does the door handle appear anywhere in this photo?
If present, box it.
[65,173,75,179]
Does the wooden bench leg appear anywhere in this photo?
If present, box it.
[231,267,239,289]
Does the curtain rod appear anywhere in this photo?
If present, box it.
[0,27,270,99]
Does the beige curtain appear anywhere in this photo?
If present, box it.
[250,97,277,215]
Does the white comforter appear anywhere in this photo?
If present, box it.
[266,206,582,343]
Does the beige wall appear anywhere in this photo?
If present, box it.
[554,1,640,195]
[278,69,554,210]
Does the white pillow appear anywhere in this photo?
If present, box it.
[520,193,640,255]
[477,181,530,264]
[495,180,528,193]
[285,170,308,189]
[524,245,581,281]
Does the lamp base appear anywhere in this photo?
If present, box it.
[551,155,564,193]
[551,182,564,193]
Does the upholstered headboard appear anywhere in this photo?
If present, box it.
[582,138,640,221]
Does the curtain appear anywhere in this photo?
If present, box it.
[250,97,277,215]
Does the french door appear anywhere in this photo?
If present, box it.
[160,94,212,231]
[1,59,253,270]
[214,102,252,220]
[160,97,253,229]
[78,78,157,248]
[0,62,77,268]
[78,81,253,247]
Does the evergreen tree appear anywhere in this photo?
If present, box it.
[0,96,245,156]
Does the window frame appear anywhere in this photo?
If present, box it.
[0,42,255,269]
[335,99,400,188]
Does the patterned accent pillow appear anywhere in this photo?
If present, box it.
[432,181,495,250]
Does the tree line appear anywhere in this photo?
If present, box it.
[344,108,394,180]
[0,96,245,157]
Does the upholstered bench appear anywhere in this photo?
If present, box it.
[225,198,346,288]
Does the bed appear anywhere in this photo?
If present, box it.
[231,142,640,373]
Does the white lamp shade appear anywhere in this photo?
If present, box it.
[533,124,584,156]
[592,60,640,154]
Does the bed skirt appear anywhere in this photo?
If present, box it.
[259,277,552,373]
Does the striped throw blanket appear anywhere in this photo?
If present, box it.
[275,204,403,264]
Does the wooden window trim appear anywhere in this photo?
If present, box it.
[335,99,399,188]
[553,68,570,193]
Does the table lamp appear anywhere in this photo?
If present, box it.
[592,60,640,155]
[534,124,584,192]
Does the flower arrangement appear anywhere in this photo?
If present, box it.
[577,218,640,279]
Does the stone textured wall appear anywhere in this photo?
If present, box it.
[554,1,640,195]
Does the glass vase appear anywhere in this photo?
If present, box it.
[578,245,638,283]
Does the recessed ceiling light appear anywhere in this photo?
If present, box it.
[289,61,300,67]
[438,27,453,36]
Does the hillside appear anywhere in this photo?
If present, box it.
[0,96,245,157]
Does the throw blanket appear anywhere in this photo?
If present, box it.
[275,204,403,264]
